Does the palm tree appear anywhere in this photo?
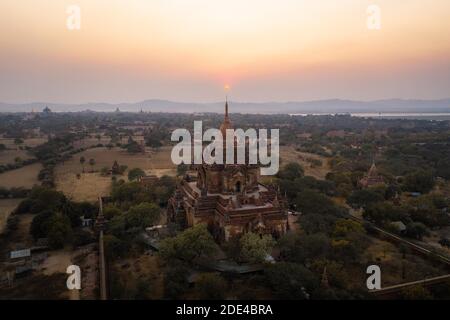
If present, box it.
[89,158,96,172]
[80,156,86,173]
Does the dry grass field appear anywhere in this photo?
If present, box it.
[0,162,42,188]
[72,135,112,149]
[55,172,112,203]
[55,146,176,202]
[279,145,331,180]
[0,149,33,165]
[57,146,175,175]
[0,198,23,234]
[0,137,47,148]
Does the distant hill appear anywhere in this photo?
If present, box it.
[1,98,449,114]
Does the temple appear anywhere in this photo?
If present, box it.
[359,162,385,188]
[167,100,288,242]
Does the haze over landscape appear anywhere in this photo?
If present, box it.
[1,98,450,114]
[1,0,450,106]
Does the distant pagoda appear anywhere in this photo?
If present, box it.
[359,162,385,188]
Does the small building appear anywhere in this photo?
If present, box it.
[81,216,93,227]
[10,249,31,260]
[139,175,158,187]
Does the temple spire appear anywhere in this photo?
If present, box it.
[225,96,229,119]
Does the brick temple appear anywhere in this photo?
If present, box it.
[359,162,385,188]
[167,100,288,242]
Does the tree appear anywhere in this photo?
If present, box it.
[347,189,384,209]
[295,189,344,217]
[109,202,160,237]
[403,170,435,194]
[30,210,54,239]
[88,158,96,172]
[239,232,275,263]
[126,202,161,229]
[194,273,227,300]
[332,219,364,238]
[277,162,304,180]
[278,233,330,263]
[103,234,129,259]
[14,138,24,145]
[177,164,188,177]
[80,156,86,173]
[406,222,429,240]
[128,168,145,181]
[159,224,218,262]
[164,265,189,299]
[265,262,319,299]
[103,206,122,219]
[363,201,409,225]
[46,214,73,249]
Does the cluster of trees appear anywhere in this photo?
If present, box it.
[111,175,176,209]
[13,187,97,249]
[361,194,450,239]
[122,136,143,153]
[0,157,38,174]
[269,217,370,299]
[103,175,176,288]
[158,224,230,299]
[0,187,30,199]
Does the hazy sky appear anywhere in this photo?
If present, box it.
[1,0,449,103]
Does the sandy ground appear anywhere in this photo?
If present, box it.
[0,137,47,148]
[0,162,42,188]
[279,146,330,180]
[0,198,23,234]
[55,172,112,203]
[56,146,176,175]
[0,149,34,165]
[55,146,176,202]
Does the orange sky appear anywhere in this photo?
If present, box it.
[0,0,449,103]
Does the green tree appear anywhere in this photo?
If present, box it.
[347,189,384,209]
[278,232,330,263]
[239,232,275,263]
[46,214,73,249]
[403,170,435,194]
[159,224,218,262]
[265,262,319,299]
[126,202,161,229]
[128,168,145,181]
[406,222,429,240]
[103,206,122,220]
[277,162,304,180]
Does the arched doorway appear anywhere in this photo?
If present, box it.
[235,181,241,192]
